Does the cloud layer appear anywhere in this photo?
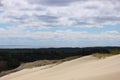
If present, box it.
[0,0,120,47]
[0,27,120,47]
[0,0,120,28]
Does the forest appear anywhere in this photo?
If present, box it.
[0,47,120,72]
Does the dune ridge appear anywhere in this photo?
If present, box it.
[0,54,120,80]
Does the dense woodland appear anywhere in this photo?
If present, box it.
[0,47,120,72]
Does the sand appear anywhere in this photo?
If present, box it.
[0,54,120,80]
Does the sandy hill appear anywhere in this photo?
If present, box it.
[0,54,120,80]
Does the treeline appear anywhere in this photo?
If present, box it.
[0,47,120,71]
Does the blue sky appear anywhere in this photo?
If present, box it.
[0,0,120,47]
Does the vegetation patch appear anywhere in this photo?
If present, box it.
[93,50,120,59]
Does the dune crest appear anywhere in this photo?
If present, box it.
[0,55,120,80]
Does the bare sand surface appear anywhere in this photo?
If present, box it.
[0,55,120,80]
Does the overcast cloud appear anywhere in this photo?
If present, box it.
[0,0,120,47]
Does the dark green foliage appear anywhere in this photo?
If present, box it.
[7,59,20,70]
[0,47,120,71]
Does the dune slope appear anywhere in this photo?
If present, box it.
[0,55,120,80]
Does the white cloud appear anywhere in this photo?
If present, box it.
[0,26,119,46]
[0,0,120,46]
[0,0,120,28]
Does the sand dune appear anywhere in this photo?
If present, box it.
[0,55,120,80]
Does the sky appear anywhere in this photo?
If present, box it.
[0,0,120,47]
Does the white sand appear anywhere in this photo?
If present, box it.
[0,55,120,80]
